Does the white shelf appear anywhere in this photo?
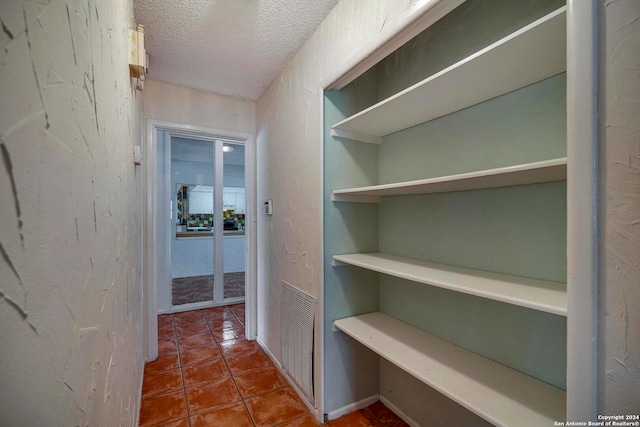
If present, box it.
[331,7,567,143]
[332,157,567,202]
[332,253,567,316]
[333,312,566,427]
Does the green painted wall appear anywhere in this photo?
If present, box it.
[379,276,567,389]
[376,0,566,101]
[379,182,567,283]
[377,73,567,284]
[379,74,566,183]
[379,359,494,426]
[323,74,381,413]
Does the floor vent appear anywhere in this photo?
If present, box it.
[281,281,315,404]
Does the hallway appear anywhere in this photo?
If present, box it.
[139,306,407,426]
[2,0,637,424]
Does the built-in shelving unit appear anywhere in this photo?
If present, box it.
[331,6,566,143]
[332,158,567,203]
[332,252,567,315]
[333,312,566,427]
[325,3,569,425]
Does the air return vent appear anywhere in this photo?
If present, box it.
[281,281,315,404]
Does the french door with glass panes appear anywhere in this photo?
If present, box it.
[168,136,246,309]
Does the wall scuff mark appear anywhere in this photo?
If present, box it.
[23,9,49,130]
[65,3,77,66]
[0,141,24,248]
[0,240,22,287]
[2,19,14,40]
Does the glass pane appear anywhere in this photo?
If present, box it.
[222,142,246,300]
[171,137,215,305]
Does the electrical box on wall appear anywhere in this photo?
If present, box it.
[263,199,273,215]
[129,24,147,90]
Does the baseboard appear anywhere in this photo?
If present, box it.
[135,353,145,426]
[167,299,245,314]
[379,395,420,427]
[257,338,321,422]
[327,394,380,421]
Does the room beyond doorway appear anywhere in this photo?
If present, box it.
[169,137,247,308]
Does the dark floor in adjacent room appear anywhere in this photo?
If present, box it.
[172,273,246,305]
[140,305,408,426]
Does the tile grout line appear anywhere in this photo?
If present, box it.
[230,305,276,427]
[148,305,270,427]
[154,306,394,427]
[271,412,313,427]
[223,305,312,427]
[224,306,256,425]
[205,307,258,427]
[175,312,194,427]
[143,313,189,427]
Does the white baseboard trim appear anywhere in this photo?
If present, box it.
[327,394,380,421]
[135,354,145,426]
[379,395,420,427]
[257,338,320,422]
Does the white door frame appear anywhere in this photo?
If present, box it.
[144,119,257,361]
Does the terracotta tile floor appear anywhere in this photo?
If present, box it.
[140,304,407,427]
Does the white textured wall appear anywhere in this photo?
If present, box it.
[143,79,255,134]
[255,0,448,410]
[599,0,640,414]
[0,0,143,426]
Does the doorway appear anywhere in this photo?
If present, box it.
[145,120,257,361]
[167,137,246,307]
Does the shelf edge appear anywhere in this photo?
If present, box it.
[332,253,567,316]
[331,193,382,203]
[331,128,381,144]
[333,158,567,198]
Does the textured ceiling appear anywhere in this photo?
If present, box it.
[134,0,340,100]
